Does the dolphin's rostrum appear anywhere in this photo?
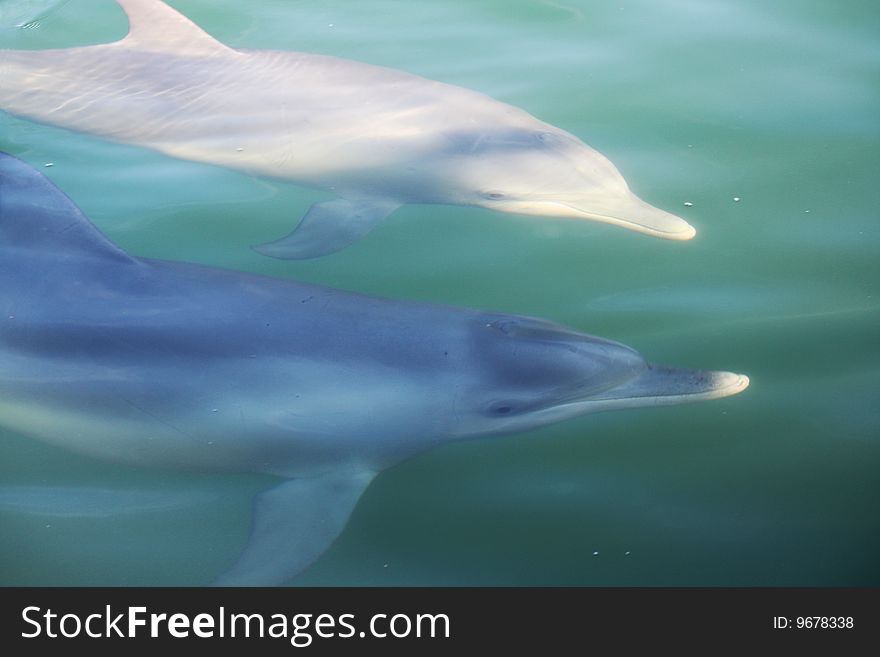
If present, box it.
[0,153,747,585]
[0,0,695,259]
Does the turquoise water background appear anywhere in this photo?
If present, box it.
[1,0,877,585]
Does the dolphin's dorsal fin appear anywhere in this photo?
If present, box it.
[213,468,376,586]
[114,0,236,57]
[0,153,134,264]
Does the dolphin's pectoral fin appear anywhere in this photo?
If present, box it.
[213,468,376,586]
[252,198,400,259]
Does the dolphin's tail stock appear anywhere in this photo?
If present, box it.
[213,468,376,586]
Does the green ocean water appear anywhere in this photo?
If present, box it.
[0,0,877,586]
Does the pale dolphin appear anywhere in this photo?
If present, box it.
[0,153,745,585]
[0,0,695,259]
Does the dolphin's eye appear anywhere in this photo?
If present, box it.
[487,402,516,416]
[482,191,507,200]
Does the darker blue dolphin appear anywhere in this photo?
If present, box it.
[0,152,748,584]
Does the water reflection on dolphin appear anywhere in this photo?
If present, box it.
[0,0,69,29]
[0,0,695,259]
[0,153,746,585]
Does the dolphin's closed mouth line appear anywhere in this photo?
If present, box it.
[634,372,751,405]
[601,214,697,240]
[549,380,745,414]
[550,202,697,240]
[554,371,750,410]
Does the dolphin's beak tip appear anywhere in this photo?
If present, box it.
[615,202,697,241]
[661,219,696,241]
[716,371,750,397]
[635,198,696,241]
